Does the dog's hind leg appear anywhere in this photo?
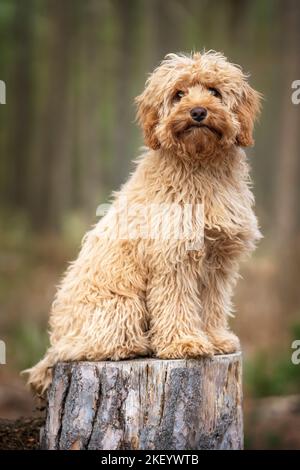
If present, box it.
[78,295,151,361]
[25,293,151,394]
[23,351,56,396]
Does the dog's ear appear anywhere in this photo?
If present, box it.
[235,83,262,147]
[135,93,160,150]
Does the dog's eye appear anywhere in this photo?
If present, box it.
[174,90,185,101]
[208,87,222,99]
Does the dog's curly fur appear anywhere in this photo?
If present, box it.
[26,51,262,394]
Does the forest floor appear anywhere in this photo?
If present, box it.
[245,394,300,449]
[0,417,44,450]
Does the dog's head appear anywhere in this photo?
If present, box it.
[136,51,262,157]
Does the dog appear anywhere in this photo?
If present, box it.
[26,51,262,394]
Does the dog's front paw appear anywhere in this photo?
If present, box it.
[208,330,240,354]
[155,333,214,359]
[109,336,152,361]
[110,343,152,361]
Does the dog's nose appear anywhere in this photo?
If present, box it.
[190,107,207,122]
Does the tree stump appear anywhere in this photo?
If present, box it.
[41,353,243,450]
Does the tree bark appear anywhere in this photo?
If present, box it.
[41,353,243,450]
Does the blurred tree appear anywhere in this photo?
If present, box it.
[111,0,138,186]
[73,0,104,214]
[275,0,300,248]
[274,0,300,318]
[7,0,34,208]
[30,0,74,231]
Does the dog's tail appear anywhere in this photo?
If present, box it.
[22,351,55,396]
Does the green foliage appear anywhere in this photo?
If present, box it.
[291,321,300,340]
[245,321,300,397]
[8,320,49,371]
[265,431,282,450]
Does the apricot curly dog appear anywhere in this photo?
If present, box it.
[26,51,262,394]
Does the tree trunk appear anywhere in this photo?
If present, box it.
[41,353,243,450]
[275,0,300,247]
[29,0,74,232]
[8,0,34,209]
